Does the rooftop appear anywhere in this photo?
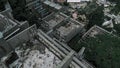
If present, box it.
[82,25,111,39]
[57,21,80,36]
[56,18,84,37]
[43,1,62,10]
[1,39,61,68]
[0,14,17,33]
[43,13,68,29]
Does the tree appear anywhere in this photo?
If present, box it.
[108,0,120,15]
[88,5,104,28]
[110,3,120,15]
[0,0,7,11]
[114,24,120,36]
[78,34,120,68]
[63,2,69,6]
[84,2,104,29]
[8,0,27,21]
[107,0,120,3]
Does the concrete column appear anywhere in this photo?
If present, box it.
[56,51,75,68]
[78,47,85,59]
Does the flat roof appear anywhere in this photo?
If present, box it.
[43,13,68,29]
[82,25,111,39]
[7,40,61,68]
[43,1,62,10]
[0,14,17,33]
[57,22,80,36]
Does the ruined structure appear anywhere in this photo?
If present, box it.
[53,18,85,42]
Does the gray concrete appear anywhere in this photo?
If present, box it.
[0,38,12,58]
[37,29,93,68]
[56,51,75,68]
[7,25,37,49]
[78,47,85,59]
[53,18,84,42]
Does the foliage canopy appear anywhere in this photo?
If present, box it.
[77,34,120,68]
[0,0,7,11]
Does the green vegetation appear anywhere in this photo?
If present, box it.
[0,0,7,11]
[84,2,98,15]
[63,2,69,6]
[106,0,120,36]
[108,0,120,15]
[86,3,104,29]
[77,2,104,29]
[8,0,39,25]
[110,2,120,15]
[108,0,120,4]
[114,24,120,36]
[8,0,27,21]
[74,34,120,68]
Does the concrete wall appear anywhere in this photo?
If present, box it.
[6,25,37,49]
[0,2,13,20]
[0,38,12,58]
[19,21,29,31]
[65,26,83,42]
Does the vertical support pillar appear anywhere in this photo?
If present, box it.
[56,50,75,68]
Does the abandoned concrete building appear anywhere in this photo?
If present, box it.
[0,14,29,40]
[52,18,85,42]
[0,3,87,67]
[26,0,51,18]
[0,2,13,20]
[0,0,97,68]
[82,25,112,40]
[0,14,17,38]
[43,0,62,10]
[0,13,29,58]
[0,24,94,68]
[26,0,62,19]
[41,12,68,31]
